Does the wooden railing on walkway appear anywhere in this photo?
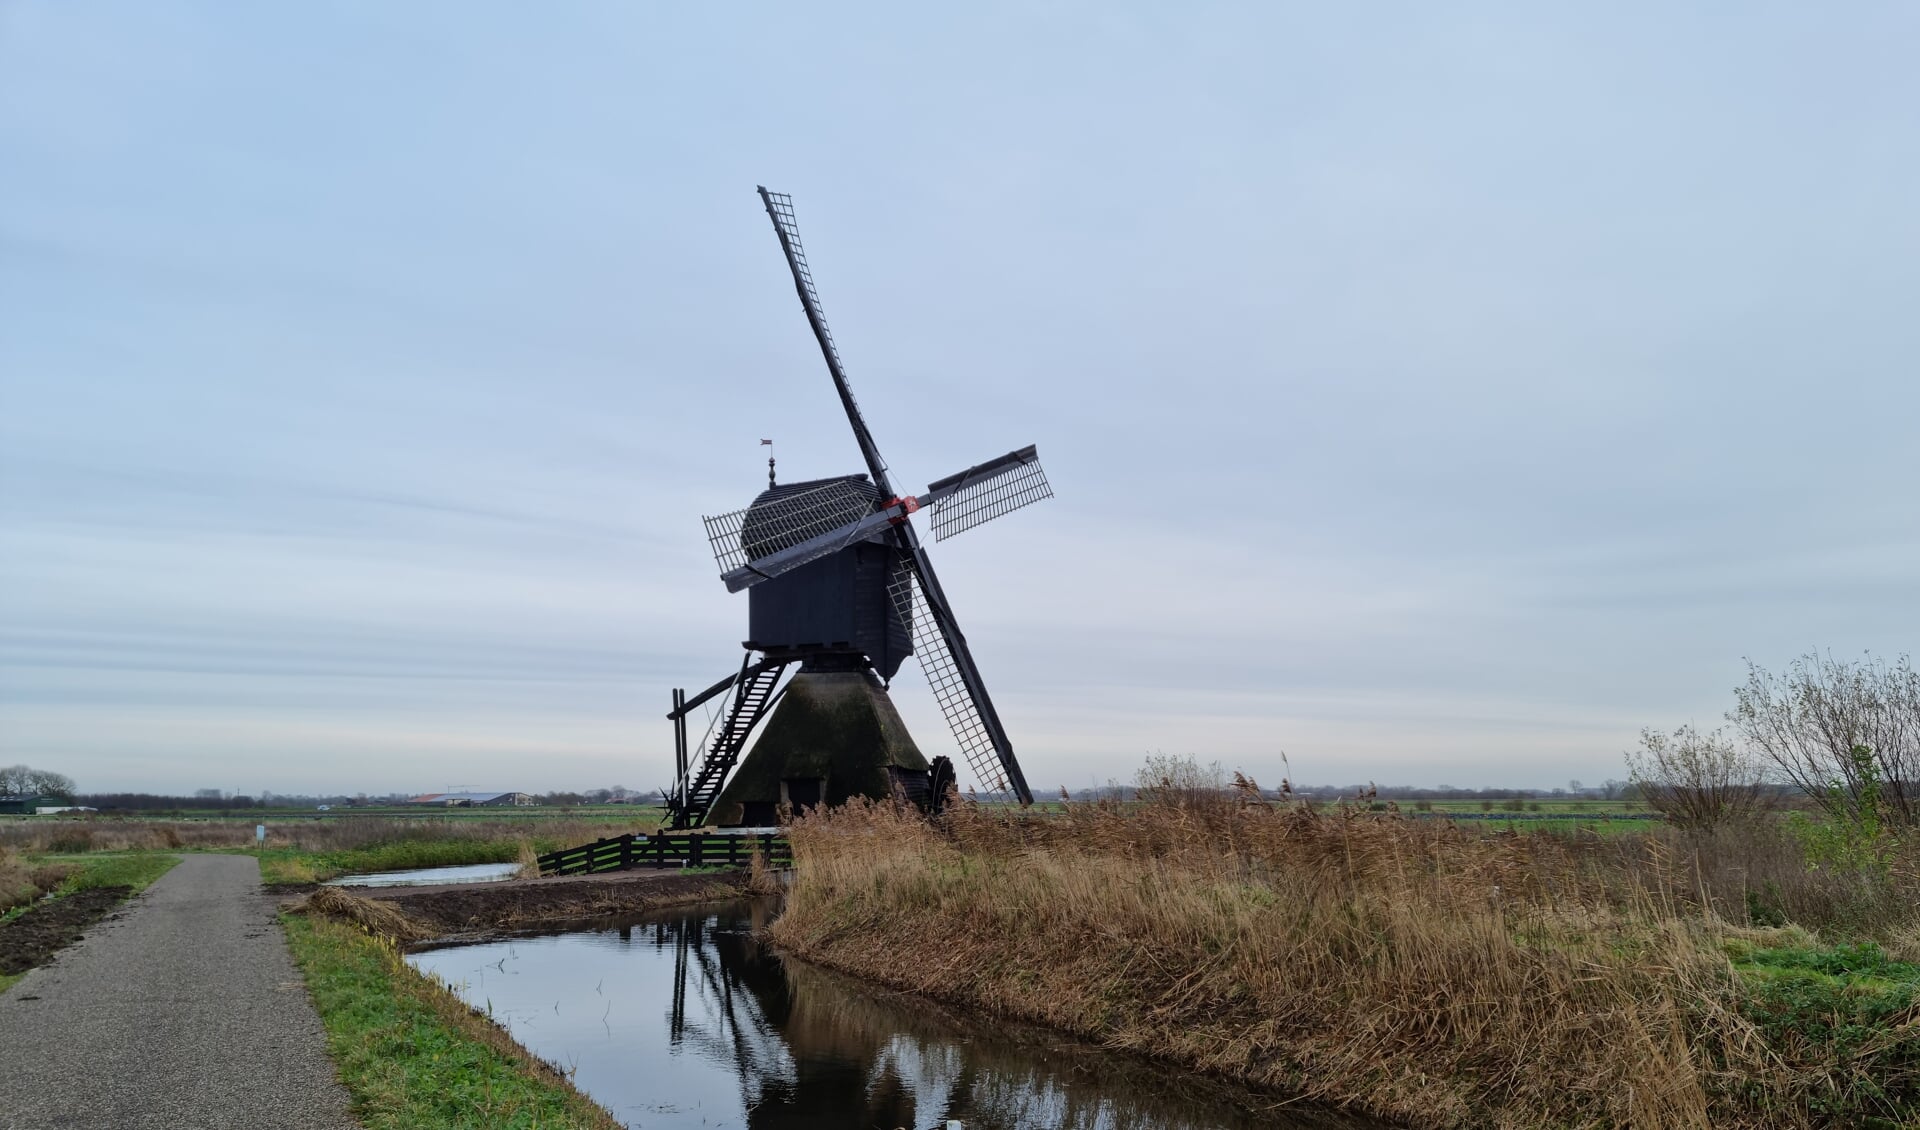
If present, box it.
[536,832,791,877]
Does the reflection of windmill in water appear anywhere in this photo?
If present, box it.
[655,909,796,1112]
[650,906,1285,1130]
[666,188,1054,829]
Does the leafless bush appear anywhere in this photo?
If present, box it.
[1731,651,1920,825]
[1625,724,1772,834]
[1132,753,1230,812]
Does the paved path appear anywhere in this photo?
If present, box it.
[0,854,358,1130]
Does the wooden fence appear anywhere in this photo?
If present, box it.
[536,832,791,877]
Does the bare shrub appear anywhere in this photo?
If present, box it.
[1731,651,1920,825]
[1132,753,1229,812]
[1626,724,1772,834]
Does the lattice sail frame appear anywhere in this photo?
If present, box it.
[702,479,876,575]
[760,190,887,479]
[929,456,1052,542]
[888,560,1013,795]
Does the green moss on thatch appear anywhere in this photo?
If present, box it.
[709,671,927,824]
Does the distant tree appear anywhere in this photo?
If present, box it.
[1601,779,1627,800]
[1730,651,1920,827]
[0,765,77,798]
[1568,779,1583,793]
[1134,754,1227,809]
[1627,724,1771,833]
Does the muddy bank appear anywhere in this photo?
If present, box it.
[0,888,131,977]
[315,869,753,942]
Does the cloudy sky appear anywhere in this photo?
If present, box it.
[4,3,1918,796]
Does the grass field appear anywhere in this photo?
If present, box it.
[284,912,618,1129]
[0,811,659,885]
[75,805,669,823]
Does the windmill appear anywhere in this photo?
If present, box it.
[664,188,1052,829]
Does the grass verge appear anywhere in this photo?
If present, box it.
[283,912,619,1130]
[255,839,527,885]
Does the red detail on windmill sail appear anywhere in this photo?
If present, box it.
[883,496,921,524]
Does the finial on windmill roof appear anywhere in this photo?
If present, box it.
[761,438,775,486]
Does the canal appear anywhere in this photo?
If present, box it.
[408,899,1382,1130]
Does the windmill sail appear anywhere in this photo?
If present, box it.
[889,554,1034,803]
[755,186,1037,808]
[926,445,1053,542]
[702,478,877,576]
[707,446,1052,593]
[758,187,892,492]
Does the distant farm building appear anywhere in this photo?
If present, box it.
[0,797,93,815]
[407,791,534,808]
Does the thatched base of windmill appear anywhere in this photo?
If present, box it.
[707,668,931,827]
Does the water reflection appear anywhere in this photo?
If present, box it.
[326,862,521,887]
[409,901,1377,1130]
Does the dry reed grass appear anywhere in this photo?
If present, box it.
[0,848,78,914]
[0,849,40,913]
[296,886,436,944]
[773,793,1916,1129]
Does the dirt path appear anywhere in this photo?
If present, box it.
[0,854,357,1130]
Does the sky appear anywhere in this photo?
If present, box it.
[4,3,1919,796]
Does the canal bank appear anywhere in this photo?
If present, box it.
[766,798,1920,1130]
[407,898,1384,1130]
[295,866,1387,1129]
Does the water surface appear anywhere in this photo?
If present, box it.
[325,861,520,887]
[409,900,1379,1130]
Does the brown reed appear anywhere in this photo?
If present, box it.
[771,793,1916,1129]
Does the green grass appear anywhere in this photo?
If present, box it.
[254,839,527,886]
[1424,799,1645,814]
[282,913,616,1129]
[48,852,181,894]
[1727,940,1920,1123]
[1470,816,1654,836]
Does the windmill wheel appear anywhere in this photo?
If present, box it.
[926,756,957,816]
